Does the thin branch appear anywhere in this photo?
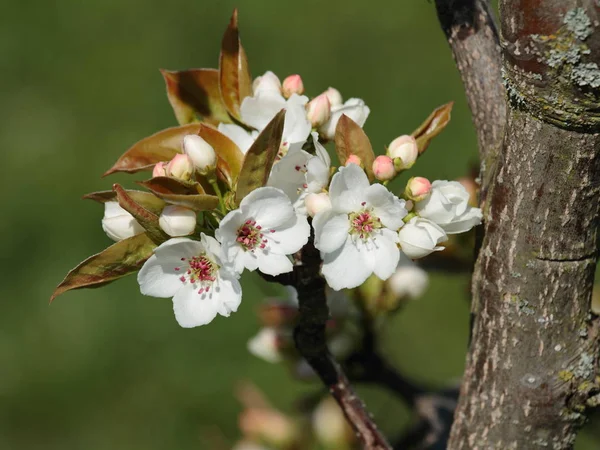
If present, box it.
[433,0,506,189]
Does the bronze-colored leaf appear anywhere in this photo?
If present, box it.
[197,123,244,186]
[411,102,454,154]
[334,114,376,181]
[137,177,219,211]
[161,68,232,126]
[103,124,203,176]
[83,190,166,215]
[219,9,252,121]
[50,233,156,303]
[114,184,169,244]
[234,110,285,205]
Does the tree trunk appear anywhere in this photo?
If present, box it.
[441,1,600,448]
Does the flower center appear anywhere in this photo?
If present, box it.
[174,254,218,294]
[236,220,275,251]
[349,204,381,240]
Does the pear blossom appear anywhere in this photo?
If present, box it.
[388,258,429,299]
[252,71,282,95]
[372,155,396,181]
[405,176,432,201]
[137,235,242,328]
[305,192,332,217]
[152,161,167,177]
[268,132,331,214]
[415,180,483,234]
[282,74,304,97]
[313,164,408,290]
[306,93,331,128]
[240,71,312,154]
[398,217,447,259]
[102,201,144,241]
[247,327,283,363]
[216,187,310,276]
[388,135,418,170]
[159,205,196,237]
[165,153,193,181]
[323,87,343,107]
[319,98,370,140]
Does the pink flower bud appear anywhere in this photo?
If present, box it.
[165,154,194,181]
[372,155,396,181]
[304,192,332,217]
[152,161,167,178]
[282,74,304,98]
[405,176,432,201]
[345,154,362,167]
[323,87,343,107]
[306,93,331,128]
[388,135,418,170]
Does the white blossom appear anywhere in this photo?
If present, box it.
[102,201,144,241]
[137,235,242,328]
[415,180,483,234]
[217,123,259,154]
[388,258,429,299]
[319,98,370,140]
[398,217,447,259]
[313,164,407,290]
[247,327,283,363]
[183,135,216,172]
[216,187,310,276]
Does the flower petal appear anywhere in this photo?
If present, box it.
[329,164,369,213]
[172,282,219,328]
[240,92,286,131]
[217,123,256,154]
[214,271,242,316]
[441,208,483,234]
[282,94,311,145]
[313,210,350,253]
[371,229,400,280]
[256,251,293,276]
[321,239,373,290]
[268,214,310,254]
[241,187,296,229]
[365,184,407,230]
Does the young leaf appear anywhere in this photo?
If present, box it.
[137,177,219,211]
[197,124,244,186]
[113,184,169,245]
[50,233,156,303]
[103,124,203,176]
[334,114,376,181]
[219,9,252,121]
[234,110,285,205]
[83,190,166,215]
[411,102,454,154]
[161,68,232,126]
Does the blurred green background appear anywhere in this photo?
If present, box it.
[1,0,598,449]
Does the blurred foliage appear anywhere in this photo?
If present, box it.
[0,0,597,448]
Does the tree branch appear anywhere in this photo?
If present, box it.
[433,0,506,190]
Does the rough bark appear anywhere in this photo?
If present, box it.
[434,0,506,182]
[447,1,600,448]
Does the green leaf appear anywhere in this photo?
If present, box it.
[103,124,203,176]
[334,114,376,181]
[161,68,232,126]
[113,184,169,245]
[411,102,454,154]
[219,9,252,121]
[137,177,219,211]
[197,123,244,187]
[83,190,166,215]
[234,109,285,205]
[50,233,156,303]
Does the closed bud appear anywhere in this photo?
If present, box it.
[312,397,353,447]
[183,135,217,173]
[398,217,447,259]
[158,205,196,237]
[152,161,167,178]
[306,93,331,128]
[252,71,282,95]
[345,154,362,167]
[305,192,332,217]
[166,154,193,181]
[372,155,396,181]
[388,135,418,170]
[282,74,304,98]
[323,87,343,107]
[102,201,144,242]
[405,177,432,201]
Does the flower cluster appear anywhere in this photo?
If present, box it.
[51,10,482,333]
